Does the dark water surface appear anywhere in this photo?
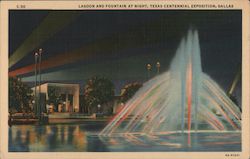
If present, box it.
[9,123,241,152]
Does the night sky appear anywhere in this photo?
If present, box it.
[9,10,242,100]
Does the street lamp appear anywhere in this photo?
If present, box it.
[156,61,160,75]
[34,48,43,122]
[38,48,42,119]
[34,52,39,116]
[147,63,152,79]
[97,104,101,113]
[63,101,66,112]
[32,100,35,111]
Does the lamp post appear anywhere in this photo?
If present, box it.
[97,104,101,113]
[63,101,66,113]
[34,52,39,117]
[32,100,35,113]
[156,61,160,75]
[38,48,42,120]
[147,63,152,79]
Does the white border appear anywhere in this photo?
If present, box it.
[0,1,249,159]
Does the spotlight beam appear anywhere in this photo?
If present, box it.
[9,19,180,77]
[9,11,79,68]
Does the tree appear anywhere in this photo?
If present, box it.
[83,76,115,114]
[9,77,33,113]
[120,82,142,103]
[47,86,62,111]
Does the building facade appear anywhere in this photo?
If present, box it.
[33,83,80,113]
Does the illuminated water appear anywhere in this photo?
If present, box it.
[97,29,241,151]
[100,29,241,137]
[9,123,241,152]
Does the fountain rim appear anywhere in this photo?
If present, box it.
[98,130,241,137]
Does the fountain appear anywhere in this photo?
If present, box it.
[99,29,241,149]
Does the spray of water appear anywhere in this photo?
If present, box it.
[100,29,241,137]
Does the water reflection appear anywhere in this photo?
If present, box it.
[98,132,241,152]
[9,124,241,152]
[9,123,105,152]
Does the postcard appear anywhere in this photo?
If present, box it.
[0,0,249,159]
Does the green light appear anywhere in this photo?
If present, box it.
[9,11,79,68]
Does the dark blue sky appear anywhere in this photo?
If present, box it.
[9,10,242,99]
